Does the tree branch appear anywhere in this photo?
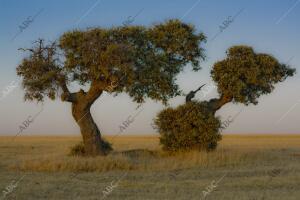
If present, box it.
[84,80,105,106]
[59,76,77,103]
[185,84,206,103]
[207,94,233,114]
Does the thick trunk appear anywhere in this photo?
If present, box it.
[72,102,110,156]
[61,80,114,156]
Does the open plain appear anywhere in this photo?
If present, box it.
[0,135,299,200]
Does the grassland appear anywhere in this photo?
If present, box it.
[0,135,300,200]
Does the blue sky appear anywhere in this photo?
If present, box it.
[0,0,299,136]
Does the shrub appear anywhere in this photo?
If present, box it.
[69,140,113,156]
[69,142,86,156]
[155,101,222,152]
[100,139,113,155]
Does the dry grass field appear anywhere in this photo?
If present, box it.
[0,135,300,200]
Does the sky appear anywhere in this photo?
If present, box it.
[0,0,299,136]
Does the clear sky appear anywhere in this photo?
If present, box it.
[0,0,299,136]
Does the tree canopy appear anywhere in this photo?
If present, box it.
[17,19,206,105]
[211,46,295,106]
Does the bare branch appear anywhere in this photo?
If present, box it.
[185,83,206,103]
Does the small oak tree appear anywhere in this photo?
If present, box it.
[16,19,206,156]
[207,45,295,113]
[156,45,295,152]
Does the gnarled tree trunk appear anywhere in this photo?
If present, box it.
[72,102,109,156]
[61,80,112,156]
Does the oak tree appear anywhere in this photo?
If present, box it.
[156,45,295,152]
[16,19,206,156]
[207,45,295,113]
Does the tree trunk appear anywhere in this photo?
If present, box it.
[71,102,111,156]
[60,79,112,156]
[207,94,233,114]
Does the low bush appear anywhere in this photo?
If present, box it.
[69,142,86,156]
[155,101,222,152]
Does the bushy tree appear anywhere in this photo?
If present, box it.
[208,46,295,113]
[155,45,295,152]
[16,19,206,156]
[156,101,221,152]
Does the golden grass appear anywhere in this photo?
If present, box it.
[1,135,300,200]
[2,134,299,173]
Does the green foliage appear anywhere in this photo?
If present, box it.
[211,45,295,105]
[16,40,63,101]
[155,101,222,152]
[17,19,206,104]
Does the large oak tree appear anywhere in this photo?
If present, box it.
[16,19,206,156]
